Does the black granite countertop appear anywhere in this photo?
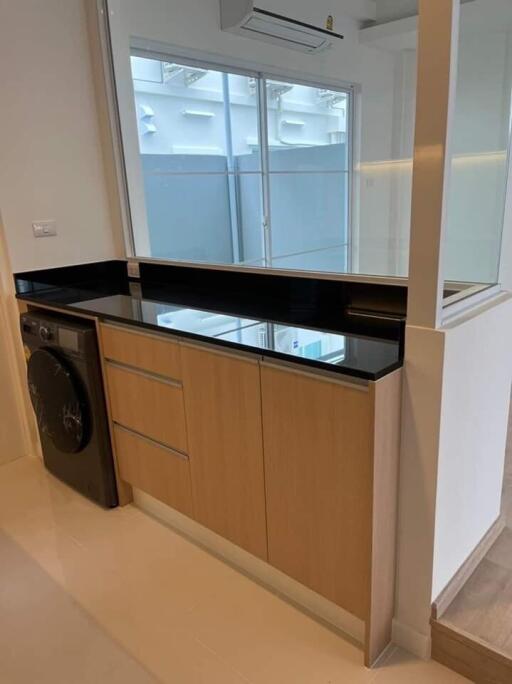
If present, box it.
[15,260,405,381]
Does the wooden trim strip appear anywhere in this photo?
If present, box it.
[433,619,512,665]
[431,618,512,683]
[21,300,97,321]
[100,320,181,345]
[260,358,369,391]
[95,320,133,506]
[365,368,402,667]
[179,339,261,364]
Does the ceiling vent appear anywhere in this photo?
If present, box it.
[220,0,343,54]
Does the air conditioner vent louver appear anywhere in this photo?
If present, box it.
[220,1,343,54]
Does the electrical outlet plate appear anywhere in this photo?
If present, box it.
[33,220,57,238]
[129,281,142,298]
[127,261,140,279]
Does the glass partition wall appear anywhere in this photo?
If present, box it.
[127,41,421,279]
[106,0,510,307]
[360,0,512,304]
[443,0,512,299]
[108,0,422,281]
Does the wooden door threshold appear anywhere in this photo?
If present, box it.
[432,618,512,684]
[430,516,511,683]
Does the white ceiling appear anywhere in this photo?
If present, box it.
[361,0,512,51]
[370,0,512,30]
[374,0,418,25]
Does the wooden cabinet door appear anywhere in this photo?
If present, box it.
[113,425,193,518]
[181,345,267,560]
[261,364,373,620]
[106,364,188,453]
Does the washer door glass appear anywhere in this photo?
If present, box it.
[27,348,90,453]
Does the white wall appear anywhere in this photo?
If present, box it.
[0,215,35,464]
[0,0,122,273]
[393,324,445,657]
[432,295,512,598]
[394,294,512,657]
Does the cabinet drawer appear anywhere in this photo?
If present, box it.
[106,363,188,453]
[114,425,193,517]
[101,324,182,380]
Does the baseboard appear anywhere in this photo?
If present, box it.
[392,619,432,660]
[133,488,365,646]
[432,515,506,620]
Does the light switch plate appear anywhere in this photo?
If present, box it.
[33,220,57,238]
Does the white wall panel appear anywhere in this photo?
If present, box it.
[0,0,121,272]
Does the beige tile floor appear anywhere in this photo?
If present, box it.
[0,457,468,684]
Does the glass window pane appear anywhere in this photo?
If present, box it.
[130,58,261,172]
[140,166,262,264]
[237,173,265,267]
[268,172,349,273]
[265,80,349,172]
[444,0,512,294]
[130,56,265,265]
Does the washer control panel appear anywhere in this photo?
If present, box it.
[20,313,86,356]
[21,316,56,343]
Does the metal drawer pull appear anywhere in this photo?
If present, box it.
[106,359,182,387]
[114,423,189,461]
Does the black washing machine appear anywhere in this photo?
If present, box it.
[21,311,118,508]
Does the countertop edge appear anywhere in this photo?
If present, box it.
[16,294,403,382]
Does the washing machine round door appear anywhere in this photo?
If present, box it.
[27,348,90,454]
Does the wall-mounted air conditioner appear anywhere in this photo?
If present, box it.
[220,0,343,54]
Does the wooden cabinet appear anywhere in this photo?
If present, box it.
[261,363,401,667]
[99,322,191,514]
[261,364,373,620]
[181,345,268,560]
[113,424,193,517]
[98,321,401,666]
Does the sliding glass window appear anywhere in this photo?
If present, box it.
[129,54,352,274]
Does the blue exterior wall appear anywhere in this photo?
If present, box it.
[141,143,348,272]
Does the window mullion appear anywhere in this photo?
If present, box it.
[346,88,355,274]
[257,75,272,268]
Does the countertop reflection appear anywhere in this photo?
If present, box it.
[68,293,401,380]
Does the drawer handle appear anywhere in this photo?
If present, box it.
[106,359,182,388]
[114,423,189,461]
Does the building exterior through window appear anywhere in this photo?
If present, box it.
[130,55,352,274]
